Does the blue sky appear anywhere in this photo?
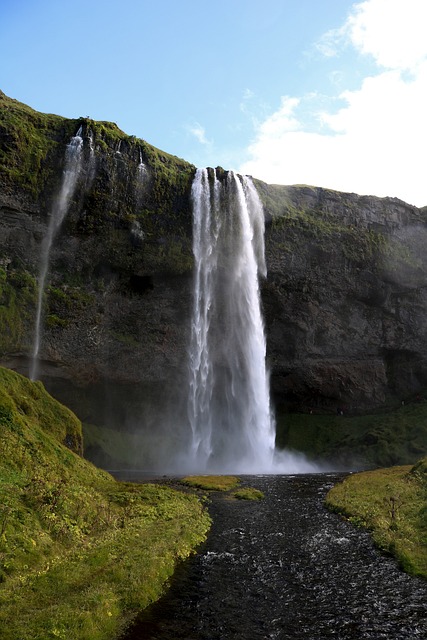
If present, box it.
[1,0,426,206]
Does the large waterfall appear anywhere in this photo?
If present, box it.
[187,168,276,472]
[30,127,84,381]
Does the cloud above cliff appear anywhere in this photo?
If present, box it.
[239,0,427,207]
[2,0,426,206]
[188,122,211,146]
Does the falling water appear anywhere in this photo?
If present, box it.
[138,150,147,180]
[30,127,84,380]
[186,168,275,472]
[87,128,97,186]
[135,150,148,207]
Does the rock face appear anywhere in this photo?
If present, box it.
[1,91,427,459]
[257,182,427,412]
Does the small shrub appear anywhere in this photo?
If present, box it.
[232,488,264,501]
[181,475,240,492]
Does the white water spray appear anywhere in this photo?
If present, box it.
[186,168,276,472]
[30,127,84,380]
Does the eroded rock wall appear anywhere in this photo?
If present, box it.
[2,90,427,434]
[257,182,427,411]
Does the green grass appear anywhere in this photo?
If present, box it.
[255,179,423,272]
[0,90,75,197]
[0,265,37,355]
[0,89,195,256]
[181,475,240,492]
[232,488,265,501]
[325,459,427,578]
[0,367,210,639]
[276,400,427,468]
[181,477,264,501]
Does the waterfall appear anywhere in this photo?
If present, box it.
[187,168,275,472]
[135,150,148,205]
[87,128,97,186]
[30,127,84,381]
[138,150,147,180]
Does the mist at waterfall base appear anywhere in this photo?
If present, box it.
[170,168,322,475]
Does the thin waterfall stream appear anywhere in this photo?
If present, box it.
[30,127,84,381]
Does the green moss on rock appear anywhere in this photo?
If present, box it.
[0,265,37,354]
[0,90,77,197]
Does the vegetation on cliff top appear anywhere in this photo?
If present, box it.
[0,89,194,204]
[0,366,210,640]
[0,90,196,362]
[0,90,196,288]
[182,475,240,492]
[255,178,427,274]
[0,90,71,196]
[326,459,427,579]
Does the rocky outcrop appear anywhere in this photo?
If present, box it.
[1,90,427,448]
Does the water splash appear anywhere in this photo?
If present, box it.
[30,127,84,380]
[186,168,275,472]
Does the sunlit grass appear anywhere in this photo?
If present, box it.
[181,475,240,491]
[181,477,265,500]
[232,487,265,501]
[326,458,427,578]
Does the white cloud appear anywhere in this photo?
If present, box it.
[188,122,211,146]
[240,0,427,207]
[242,88,255,101]
[314,27,346,59]
[345,0,427,70]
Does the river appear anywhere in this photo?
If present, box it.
[120,473,427,639]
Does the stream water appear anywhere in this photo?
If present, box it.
[120,473,427,640]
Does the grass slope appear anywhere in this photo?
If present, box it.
[0,367,210,640]
[276,399,427,468]
[326,459,427,578]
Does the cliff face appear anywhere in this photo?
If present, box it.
[1,90,427,449]
[257,182,427,412]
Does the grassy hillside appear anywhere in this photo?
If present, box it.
[276,399,427,468]
[326,459,427,579]
[0,367,210,640]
